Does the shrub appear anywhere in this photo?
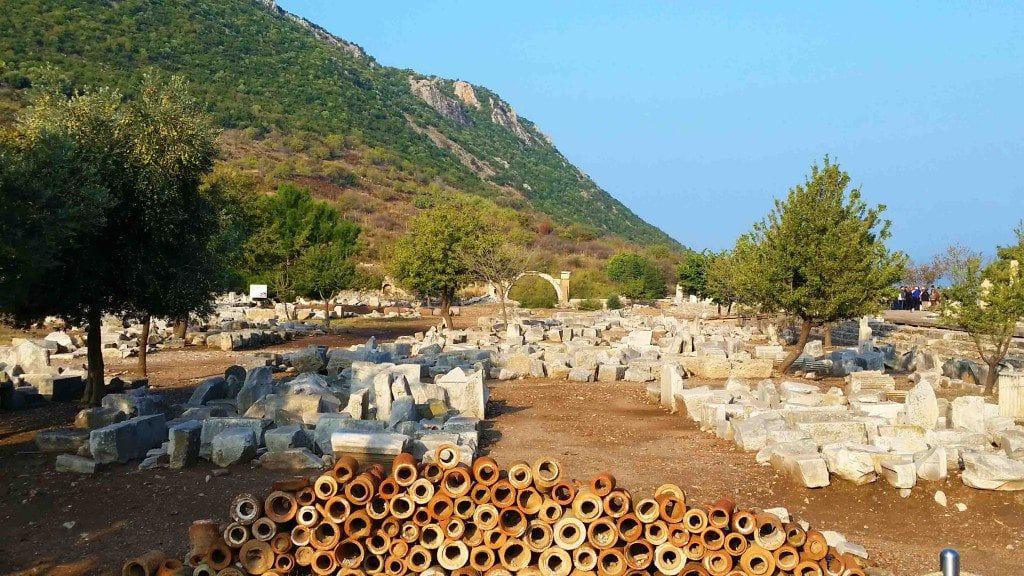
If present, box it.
[509,276,558,308]
[606,294,622,310]
[576,298,603,311]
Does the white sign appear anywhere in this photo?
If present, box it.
[249,284,268,299]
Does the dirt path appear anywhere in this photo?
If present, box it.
[484,378,1023,576]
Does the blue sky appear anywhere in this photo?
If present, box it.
[279,1,1023,261]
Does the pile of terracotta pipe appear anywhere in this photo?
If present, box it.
[125,445,872,576]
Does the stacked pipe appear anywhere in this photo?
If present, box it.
[127,445,871,576]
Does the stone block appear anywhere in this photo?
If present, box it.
[259,448,325,471]
[821,444,880,484]
[211,427,257,467]
[168,420,202,469]
[770,451,831,488]
[35,428,90,453]
[794,420,867,445]
[330,431,408,457]
[597,364,626,382]
[188,376,228,406]
[265,424,311,453]
[200,417,270,448]
[74,406,126,429]
[32,374,84,402]
[55,454,99,474]
[950,396,987,433]
[902,381,939,430]
[89,414,168,464]
[961,452,1024,491]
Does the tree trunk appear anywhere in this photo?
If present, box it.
[984,359,1001,396]
[498,289,509,325]
[323,293,332,327]
[137,314,151,377]
[823,323,832,348]
[85,308,105,406]
[173,316,187,339]
[727,302,733,316]
[717,303,722,316]
[779,319,813,375]
[440,294,454,330]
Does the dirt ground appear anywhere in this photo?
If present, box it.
[1,311,1022,576]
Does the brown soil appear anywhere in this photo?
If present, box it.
[1,309,1021,576]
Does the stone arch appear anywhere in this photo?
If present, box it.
[491,271,570,307]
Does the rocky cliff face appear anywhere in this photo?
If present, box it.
[408,77,473,127]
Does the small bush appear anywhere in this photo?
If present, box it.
[606,295,622,310]
[509,276,558,308]
[576,298,603,311]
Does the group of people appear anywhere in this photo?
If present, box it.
[894,285,940,310]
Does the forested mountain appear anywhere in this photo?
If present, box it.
[0,0,681,268]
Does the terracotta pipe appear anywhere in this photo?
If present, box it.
[332,455,361,483]
[484,529,508,550]
[439,540,470,570]
[668,524,690,548]
[381,517,401,538]
[586,518,618,550]
[597,548,627,576]
[190,565,216,576]
[187,520,222,567]
[412,508,432,527]
[707,498,734,530]
[498,507,528,538]
[435,443,462,470]
[623,540,654,570]
[739,544,776,576]
[231,493,262,526]
[384,555,407,576]
[203,543,232,571]
[392,452,419,486]
[841,553,865,576]
[223,522,250,548]
[313,475,339,501]
[324,495,351,523]
[296,505,320,527]
[473,456,501,486]
[463,522,484,547]
[550,481,576,506]
[312,519,343,549]
[452,568,479,576]
[572,491,604,522]
[633,498,660,523]
[531,458,562,490]
[659,494,687,525]
[589,473,616,497]
[540,547,573,576]
[526,520,554,552]
[269,533,292,555]
[408,478,435,505]
[122,550,166,576]
[215,568,244,576]
[362,553,384,574]
[794,560,824,576]
[700,527,725,551]
[290,525,311,547]
[602,490,631,519]
[442,464,473,498]
[239,539,275,575]
[538,499,563,525]
[367,530,392,555]
[730,510,755,536]
[294,546,315,567]
[296,487,317,507]
[311,549,337,575]
[407,545,433,572]
[454,496,476,520]
[470,545,497,571]
[681,507,707,533]
[420,523,445,550]
[251,517,277,542]
[785,522,807,548]
[573,544,599,572]
[425,492,452,521]
[378,477,400,500]
[653,483,685,502]
[819,552,845,576]
[753,513,785,551]
[483,567,513,576]
[724,532,749,553]
[389,494,415,520]
[470,484,492,505]
[345,472,380,505]
[774,544,800,572]
[553,517,586,550]
[445,517,467,540]
[390,539,410,558]
[616,515,643,542]
[498,538,532,571]
[490,480,517,508]
[683,536,705,562]
[701,550,733,576]
[265,491,298,524]
[273,553,294,574]
[507,462,533,489]
[473,503,499,530]
[336,539,365,569]
[644,520,669,546]
[420,462,444,483]
[517,487,544,515]
[801,530,828,561]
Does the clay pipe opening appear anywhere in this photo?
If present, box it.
[472,456,500,486]
[231,493,262,525]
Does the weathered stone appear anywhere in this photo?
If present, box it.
[950,396,987,433]
[343,388,368,420]
[200,417,270,448]
[259,448,325,471]
[914,446,948,482]
[437,368,488,419]
[35,428,90,453]
[32,374,84,402]
[314,413,354,454]
[597,364,626,382]
[902,381,939,430]
[330,431,407,457]
[961,452,1024,491]
[89,414,168,464]
[74,406,126,429]
[770,451,831,488]
[55,454,99,474]
[168,420,202,469]
[794,420,867,445]
[237,366,275,414]
[14,340,50,373]
[388,396,418,429]
[265,424,312,453]
[874,455,917,489]
[822,444,880,484]
[211,427,257,467]
[188,376,228,406]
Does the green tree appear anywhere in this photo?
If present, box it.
[294,239,360,326]
[606,253,667,300]
[942,228,1024,394]
[392,205,486,329]
[733,157,906,373]
[244,184,358,314]
[3,75,219,403]
[677,251,711,299]
[705,250,740,316]
[470,242,528,324]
